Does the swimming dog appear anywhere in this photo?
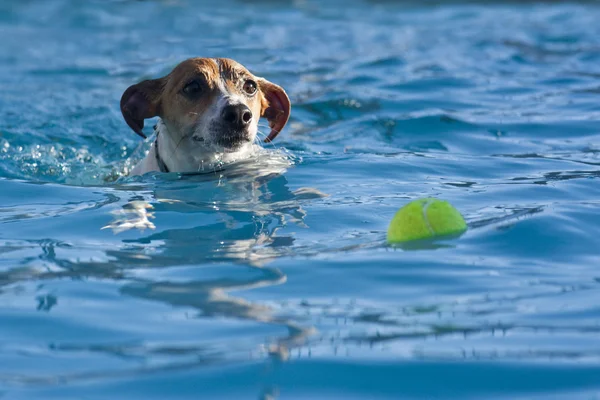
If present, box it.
[121,58,290,175]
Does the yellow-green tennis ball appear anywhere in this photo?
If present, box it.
[387,198,467,243]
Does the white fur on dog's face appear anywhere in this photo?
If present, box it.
[121,57,291,174]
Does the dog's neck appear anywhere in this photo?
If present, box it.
[154,120,256,173]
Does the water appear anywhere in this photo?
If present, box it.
[1,0,600,398]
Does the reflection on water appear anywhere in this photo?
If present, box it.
[0,157,324,385]
[102,200,156,233]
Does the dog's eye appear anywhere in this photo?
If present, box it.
[243,80,257,95]
[182,80,202,96]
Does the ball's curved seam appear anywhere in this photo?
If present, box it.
[421,199,435,235]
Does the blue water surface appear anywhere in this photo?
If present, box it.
[1,0,600,399]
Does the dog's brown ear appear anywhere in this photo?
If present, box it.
[120,79,164,139]
[258,78,291,143]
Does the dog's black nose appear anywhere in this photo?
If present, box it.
[221,104,252,128]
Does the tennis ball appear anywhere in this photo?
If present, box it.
[387,198,467,243]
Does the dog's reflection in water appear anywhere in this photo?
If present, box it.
[120,267,315,362]
[0,157,326,391]
[104,162,326,362]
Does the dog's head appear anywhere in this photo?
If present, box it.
[120,58,290,154]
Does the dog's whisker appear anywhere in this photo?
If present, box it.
[256,129,282,151]
[256,130,272,141]
[253,135,263,146]
[162,131,190,169]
